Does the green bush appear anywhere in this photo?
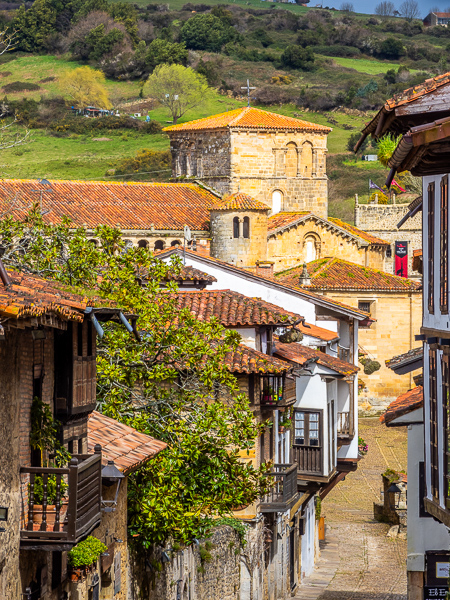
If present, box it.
[3,81,41,93]
[28,115,161,135]
[280,45,315,71]
[68,536,107,568]
[181,13,238,52]
[112,148,171,181]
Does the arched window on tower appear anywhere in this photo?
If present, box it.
[233,217,239,238]
[272,190,283,215]
[285,142,298,178]
[154,240,165,251]
[243,216,250,238]
[138,239,148,249]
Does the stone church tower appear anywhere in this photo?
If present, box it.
[164,107,331,219]
[209,193,270,267]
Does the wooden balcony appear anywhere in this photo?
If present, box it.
[337,411,354,442]
[260,463,299,512]
[292,445,322,476]
[20,451,102,549]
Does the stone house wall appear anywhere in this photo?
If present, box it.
[354,203,422,277]
[268,220,386,273]
[320,290,422,413]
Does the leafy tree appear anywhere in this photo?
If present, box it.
[14,0,61,51]
[347,132,368,154]
[384,68,397,84]
[280,45,315,71]
[0,210,271,547]
[180,13,238,52]
[378,37,404,59]
[145,39,188,72]
[84,24,125,61]
[375,0,395,15]
[59,66,112,109]
[145,64,212,124]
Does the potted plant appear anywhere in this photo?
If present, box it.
[278,407,292,433]
[68,536,108,582]
[29,397,71,530]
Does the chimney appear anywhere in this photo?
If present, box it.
[298,263,311,286]
[255,261,274,278]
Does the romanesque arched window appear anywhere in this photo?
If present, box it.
[285,142,298,178]
[303,233,321,262]
[243,216,250,239]
[233,217,239,238]
[154,240,165,251]
[171,239,182,247]
[272,190,283,215]
[302,141,313,177]
[138,239,148,248]
[89,239,99,247]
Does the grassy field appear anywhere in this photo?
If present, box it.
[329,56,419,75]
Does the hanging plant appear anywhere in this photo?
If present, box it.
[279,328,303,343]
[359,357,381,375]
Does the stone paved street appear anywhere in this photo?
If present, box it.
[295,417,408,600]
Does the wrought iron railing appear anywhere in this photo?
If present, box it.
[260,463,298,510]
[20,450,102,547]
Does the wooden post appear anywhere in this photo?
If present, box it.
[67,457,79,541]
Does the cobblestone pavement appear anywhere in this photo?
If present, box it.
[295,417,408,600]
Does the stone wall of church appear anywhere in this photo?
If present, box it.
[267,220,385,273]
[229,130,328,218]
[210,209,268,267]
[354,202,422,277]
[320,289,422,413]
[168,130,232,196]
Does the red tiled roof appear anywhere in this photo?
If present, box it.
[380,386,423,425]
[268,212,310,232]
[267,212,389,245]
[163,265,217,284]
[87,411,167,474]
[212,193,270,211]
[274,342,358,376]
[0,268,89,322]
[163,289,302,327]
[327,218,389,245]
[276,258,421,292]
[433,12,450,16]
[299,321,339,343]
[163,107,331,133]
[157,248,373,320]
[226,343,292,374]
[0,179,217,231]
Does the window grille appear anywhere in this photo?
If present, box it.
[358,301,371,315]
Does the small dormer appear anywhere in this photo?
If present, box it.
[209,193,270,267]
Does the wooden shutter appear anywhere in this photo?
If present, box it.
[428,182,435,314]
[430,349,439,500]
[440,176,448,313]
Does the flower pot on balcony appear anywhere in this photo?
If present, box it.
[278,426,286,434]
[69,567,85,582]
[31,502,68,531]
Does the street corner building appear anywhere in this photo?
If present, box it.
[0,262,166,600]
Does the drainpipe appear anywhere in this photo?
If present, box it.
[0,258,11,288]
[409,291,413,390]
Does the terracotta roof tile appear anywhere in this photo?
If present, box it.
[163,107,331,133]
[162,289,302,326]
[163,265,217,284]
[225,343,292,374]
[87,411,167,474]
[212,193,270,211]
[380,386,423,425]
[327,218,389,245]
[0,179,217,231]
[385,346,423,369]
[274,342,358,376]
[267,212,310,232]
[0,268,90,322]
[158,248,373,320]
[276,258,422,292]
[299,321,339,343]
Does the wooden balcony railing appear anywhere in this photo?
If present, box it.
[337,411,354,440]
[260,463,298,511]
[292,445,322,475]
[20,450,102,548]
